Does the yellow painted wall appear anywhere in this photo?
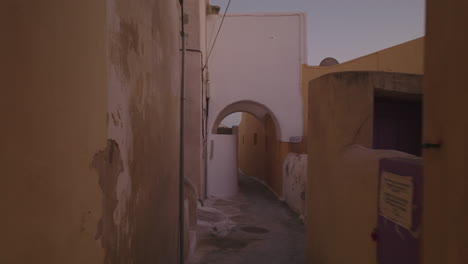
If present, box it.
[306,72,423,264]
[264,115,288,196]
[302,37,424,135]
[238,113,267,182]
[422,0,468,263]
[237,113,304,196]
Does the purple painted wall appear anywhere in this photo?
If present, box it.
[378,157,423,264]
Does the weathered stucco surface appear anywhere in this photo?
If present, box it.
[283,153,307,217]
[306,72,422,264]
[0,0,182,263]
[184,0,206,198]
[422,0,468,263]
[105,0,181,263]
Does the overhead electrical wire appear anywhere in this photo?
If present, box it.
[203,0,232,70]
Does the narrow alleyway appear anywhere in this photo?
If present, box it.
[188,173,305,264]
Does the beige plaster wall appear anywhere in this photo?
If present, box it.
[306,72,422,264]
[185,50,204,196]
[302,37,424,136]
[0,1,107,263]
[309,145,417,264]
[184,0,205,197]
[422,0,468,263]
[0,0,182,263]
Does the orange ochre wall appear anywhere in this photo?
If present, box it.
[302,37,425,136]
[237,113,305,197]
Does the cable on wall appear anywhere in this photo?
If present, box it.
[203,0,232,70]
[178,0,186,263]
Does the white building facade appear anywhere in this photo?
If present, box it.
[206,12,307,196]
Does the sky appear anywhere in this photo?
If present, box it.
[211,0,426,65]
[221,112,243,127]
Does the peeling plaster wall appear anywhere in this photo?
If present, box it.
[0,1,107,263]
[106,0,181,263]
[283,153,307,216]
[0,0,182,263]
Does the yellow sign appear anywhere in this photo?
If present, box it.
[379,171,413,229]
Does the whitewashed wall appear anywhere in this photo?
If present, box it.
[207,13,307,142]
[207,134,239,197]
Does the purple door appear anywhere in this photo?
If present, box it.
[373,98,422,156]
[377,158,423,264]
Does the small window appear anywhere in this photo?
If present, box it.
[242,135,245,144]
[254,133,257,145]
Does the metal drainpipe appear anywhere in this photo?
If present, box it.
[204,75,210,199]
[178,0,185,263]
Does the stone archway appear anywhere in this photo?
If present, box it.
[207,100,282,198]
[210,100,282,140]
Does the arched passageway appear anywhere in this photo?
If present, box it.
[210,100,282,139]
[207,101,282,198]
[190,111,305,264]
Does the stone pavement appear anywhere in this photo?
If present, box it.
[188,174,305,264]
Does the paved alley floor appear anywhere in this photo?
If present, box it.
[188,174,305,264]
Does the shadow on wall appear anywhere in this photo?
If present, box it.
[237,113,287,197]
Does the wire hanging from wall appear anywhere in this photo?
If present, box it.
[203,0,232,70]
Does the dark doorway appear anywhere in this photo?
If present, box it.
[373,96,422,156]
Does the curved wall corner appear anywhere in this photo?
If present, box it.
[207,134,239,197]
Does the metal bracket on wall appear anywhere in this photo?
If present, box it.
[421,143,441,149]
